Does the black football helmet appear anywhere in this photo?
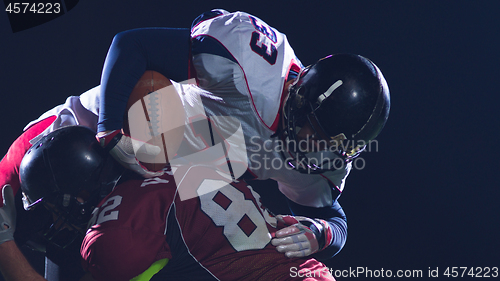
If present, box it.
[19,126,124,251]
[281,54,390,173]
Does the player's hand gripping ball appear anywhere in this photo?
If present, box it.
[271,215,333,258]
[98,130,164,178]
[99,71,186,178]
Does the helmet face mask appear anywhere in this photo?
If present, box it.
[281,97,357,174]
[22,191,96,250]
[281,54,390,174]
[19,126,124,251]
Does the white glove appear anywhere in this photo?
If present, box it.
[271,215,332,258]
[0,185,16,245]
[98,130,164,178]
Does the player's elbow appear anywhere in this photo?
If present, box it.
[110,29,143,52]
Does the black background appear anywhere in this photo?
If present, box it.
[1,1,499,280]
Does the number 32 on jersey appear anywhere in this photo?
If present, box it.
[87,195,123,228]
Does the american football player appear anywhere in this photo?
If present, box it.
[0,118,338,281]
[94,9,390,261]
[0,125,124,281]
[81,163,337,281]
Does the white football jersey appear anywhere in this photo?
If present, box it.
[24,86,100,145]
[191,10,302,131]
[190,10,349,207]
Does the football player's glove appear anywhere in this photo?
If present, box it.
[0,185,16,245]
[271,215,334,258]
[98,130,164,178]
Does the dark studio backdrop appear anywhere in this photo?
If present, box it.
[1,0,499,280]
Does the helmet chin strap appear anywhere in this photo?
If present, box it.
[270,78,297,139]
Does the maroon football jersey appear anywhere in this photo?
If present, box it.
[81,168,335,281]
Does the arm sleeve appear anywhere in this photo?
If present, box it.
[97,28,191,133]
[0,116,56,204]
[286,197,348,260]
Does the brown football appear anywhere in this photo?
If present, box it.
[123,70,185,172]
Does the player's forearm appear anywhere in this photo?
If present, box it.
[312,216,347,260]
[0,241,45,281]
[98,28,190,133]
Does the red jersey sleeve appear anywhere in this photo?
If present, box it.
[0,116,56,204]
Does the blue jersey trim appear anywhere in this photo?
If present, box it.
[152,205,217,280]
[191,35,238,64]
